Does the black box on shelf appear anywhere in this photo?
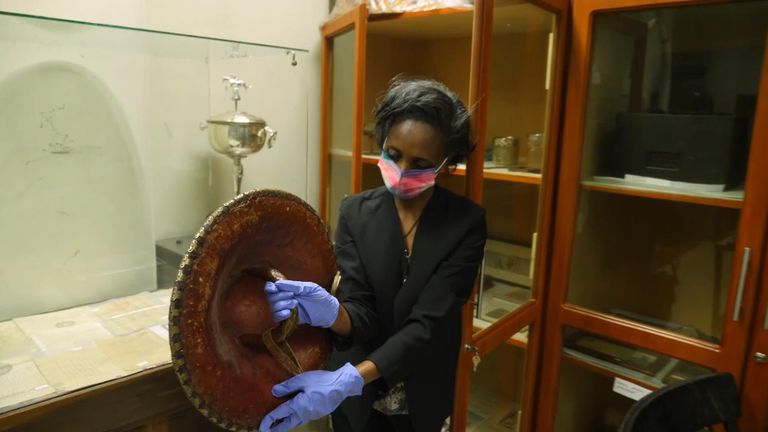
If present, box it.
[155,235,193,289]
[614,112,748,187]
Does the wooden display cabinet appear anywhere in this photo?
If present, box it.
[320,0,568,430]
[539,0,768,431]
[321,0,768,431]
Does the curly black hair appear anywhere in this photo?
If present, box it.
[373,77,474,165]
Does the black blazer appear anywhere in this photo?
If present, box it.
[328,185,487,431]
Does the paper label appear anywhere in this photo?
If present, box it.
[613,377,653,401]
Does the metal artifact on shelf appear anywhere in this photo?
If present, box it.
[205,75,278,196]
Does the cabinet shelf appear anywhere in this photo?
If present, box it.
[329,148,354,160]
[362,154,542,185]
[562,348,661,391]
[477,167,542,185]
[581,179,743,209]
[561,330,714,393]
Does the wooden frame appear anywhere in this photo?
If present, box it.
[451,2,492,427]
[0,365,212,432]
[519,0,570,429]
[319,5,367,220]
[367,7,473,22]
[579,182,744,209]
[351,7,368,195]
[537,1,768,430]
[737,32,768,432]
[319,1,768,431]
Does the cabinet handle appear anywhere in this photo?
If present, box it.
[763,303,768,331]
[732,247,751,322]
[530,232,538,280]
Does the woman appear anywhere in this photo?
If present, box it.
[260,78,487,432]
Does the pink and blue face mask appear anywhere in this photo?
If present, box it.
[377,150,450,200]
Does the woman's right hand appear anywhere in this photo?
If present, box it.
[258,362,363,432]
[264,280,339,328]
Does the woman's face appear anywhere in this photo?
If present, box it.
[383,119,446,172]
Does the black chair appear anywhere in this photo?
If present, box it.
[619,372,740,432]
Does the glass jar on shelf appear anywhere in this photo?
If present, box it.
[492,136,519,168]
[525,132,544,172]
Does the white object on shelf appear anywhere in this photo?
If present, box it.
[623,174,725,193]
[329,148,354,158]
[587,176,744,201]
[613,377,653,401]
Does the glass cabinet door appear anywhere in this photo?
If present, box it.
[454,0,568,430]
[475,0,557,329]
[567,0,768,344]
[467,328,529,432]
[325,29,356,234]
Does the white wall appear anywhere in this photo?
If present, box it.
[0,0,327,208]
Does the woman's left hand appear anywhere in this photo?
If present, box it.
[264,280,339,328]
[259,363,363,432]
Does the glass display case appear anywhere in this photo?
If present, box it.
[540,0,768,430]
[323,0,768,430]
[453,0,568,430]
[567,1,768,343]
[320,3,569,429]
[0,11,308,417]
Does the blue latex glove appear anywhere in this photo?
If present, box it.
[259,362,364,432]
[264,280,339,328]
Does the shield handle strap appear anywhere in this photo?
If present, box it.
[261,309,303,376]
[242,267,304,376]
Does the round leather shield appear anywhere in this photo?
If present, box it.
[169,189,335,431]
